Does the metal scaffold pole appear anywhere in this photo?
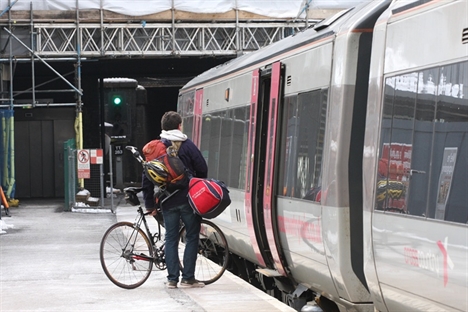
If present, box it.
[76,0,84,188]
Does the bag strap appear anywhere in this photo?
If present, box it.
[159,189,180,209]
[166,140,182,157]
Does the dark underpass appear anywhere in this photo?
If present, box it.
[10,56,233,198]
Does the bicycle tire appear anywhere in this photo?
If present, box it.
[100,221,154,289]
[178,219,229,285]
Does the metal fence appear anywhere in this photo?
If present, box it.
[64,139,77,211]
[64,139,113,212]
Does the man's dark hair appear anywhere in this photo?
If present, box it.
[161,111,182,131]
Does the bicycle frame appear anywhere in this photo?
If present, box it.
[130,206,165,263]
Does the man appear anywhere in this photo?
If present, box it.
[143,111,208,289]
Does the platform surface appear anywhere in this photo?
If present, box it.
[0,198,296,312]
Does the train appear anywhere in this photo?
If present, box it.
[176,1,468,311]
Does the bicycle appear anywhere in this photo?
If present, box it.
[99,147,230,289]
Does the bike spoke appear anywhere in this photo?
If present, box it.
[179,219,229,285]
[100,222,154,289]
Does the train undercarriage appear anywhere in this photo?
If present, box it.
[227,253,340,312]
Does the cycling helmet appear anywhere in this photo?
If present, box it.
[144,160,169,186]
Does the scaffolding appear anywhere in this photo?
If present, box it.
[0,3,315,105]
[0,2,318,201]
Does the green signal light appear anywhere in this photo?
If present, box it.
[112,95,122,105]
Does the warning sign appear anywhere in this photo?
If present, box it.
[90,149,103,164]
[77,149,90,179]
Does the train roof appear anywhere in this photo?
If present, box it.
[181,0,391,92]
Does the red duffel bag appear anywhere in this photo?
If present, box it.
[187,178,231,219]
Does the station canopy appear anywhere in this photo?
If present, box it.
[0,0,371,19]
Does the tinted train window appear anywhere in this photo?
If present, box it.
[278,89,328,201]
[376,61,468,224]
[218,110,231,184]
[376,75,415,212]
[430,63,468,222]
[178,91,195,139]
[204,113,222,178]
[231,107,249,189]
[200,106,249,189]
[200,114,212,169]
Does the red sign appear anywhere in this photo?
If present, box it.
[77,149,90,179]
[90,149,103,164]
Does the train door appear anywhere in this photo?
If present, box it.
[245,62,290,277]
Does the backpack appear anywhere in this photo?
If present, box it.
[142,140,189,192]
[142,139,167,161]
[187,178,231,219]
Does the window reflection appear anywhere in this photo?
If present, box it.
[377,76,414,213]
[278,89,328,202]
[179,91,195,139]
[199,106,249,189]
[429,62,468,222]
[376,61,468,224]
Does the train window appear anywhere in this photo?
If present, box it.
[200,114,212,169]
[376,61,468,224]
[183,116,194,140]
[218,110,232,184]
[429,62,468,223]
[278,95,298,198]
[376,76,402,212]
[200,106,250,189]
[204,112,222,179]
[178,91,195,139]
[278,89,327,201]
[406,68,438,218]
[231,107,249,189]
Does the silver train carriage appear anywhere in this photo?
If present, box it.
[363,0,468,312]
[177,0,468,311]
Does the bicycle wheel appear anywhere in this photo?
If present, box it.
[100,221,154,289]
[178,219,229,285]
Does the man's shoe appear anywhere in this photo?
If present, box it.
[166,280,178,289]
[180,279,205,288]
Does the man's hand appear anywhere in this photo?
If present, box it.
[146,208,157,216]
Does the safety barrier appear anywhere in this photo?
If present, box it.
[64,139,113,212]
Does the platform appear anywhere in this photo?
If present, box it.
[0,198,296,312]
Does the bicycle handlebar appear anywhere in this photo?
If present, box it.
[126,145,145,164]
